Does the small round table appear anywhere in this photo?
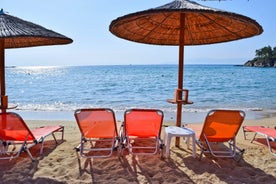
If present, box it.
[164,126,196,158]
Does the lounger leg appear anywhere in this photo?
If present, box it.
[250,133,258,143]
[196,141,205,160]
[203,134,214,156]
[39,127,65,156]
[199,149,204,160]
[52,133,58,144]
[40,138,45,155]
[0,141,8,153]
[23,141,37,161]
[229,140,235,155]
[52,127,64,144]
[25,148,35,161]
[61,127,64,140]
[230,138,245,162]
[242,127,247,140]
[159,139,164,159]
[265,136,276,156]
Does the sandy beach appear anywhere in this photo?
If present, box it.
[0,115,275,184]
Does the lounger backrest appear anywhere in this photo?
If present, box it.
[199,110,245,142]
[124,109,163,137]
[0,112,35,141]
[74,108,117,139]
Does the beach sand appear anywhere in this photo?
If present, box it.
[0,116,276,184]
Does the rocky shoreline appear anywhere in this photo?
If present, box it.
[244,58,276,67]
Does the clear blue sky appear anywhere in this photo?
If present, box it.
[2,0,276,66]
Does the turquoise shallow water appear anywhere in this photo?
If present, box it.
[5,64,276,121]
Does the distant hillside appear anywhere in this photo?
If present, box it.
[244,45,276,67]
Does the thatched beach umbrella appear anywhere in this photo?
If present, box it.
[0,9,73,112]
[109,0,263,146]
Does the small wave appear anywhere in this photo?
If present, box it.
[249,108,263,111]
[14,103,224,115]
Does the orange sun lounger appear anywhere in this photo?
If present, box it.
[0,112,64,161]
[121,109,164,156]
[74,108,119,158]
[243,126,276,156]
[196,109,246,161]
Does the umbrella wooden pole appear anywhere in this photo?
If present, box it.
[0,40,7,113]
[175,13,185,147]
[175,45,184,147]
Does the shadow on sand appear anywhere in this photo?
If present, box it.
[77,151,195,184]
[172,146,276,184]
[0,140,65,184]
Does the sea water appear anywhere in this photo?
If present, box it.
[5,64,276,122]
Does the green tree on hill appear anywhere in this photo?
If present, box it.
[273,47,276,58]
[255,45,276,59]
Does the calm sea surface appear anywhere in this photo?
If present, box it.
[5,64,276,122]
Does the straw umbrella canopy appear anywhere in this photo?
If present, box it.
[109,0,263,146]
[0,9,73,112]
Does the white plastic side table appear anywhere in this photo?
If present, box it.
[164,126,196,158]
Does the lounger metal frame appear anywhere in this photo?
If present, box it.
[196,109,245,161]
[121,109,164,156]
[74,108,119,159]
[243,126,276,156]
[0,112,64,161]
